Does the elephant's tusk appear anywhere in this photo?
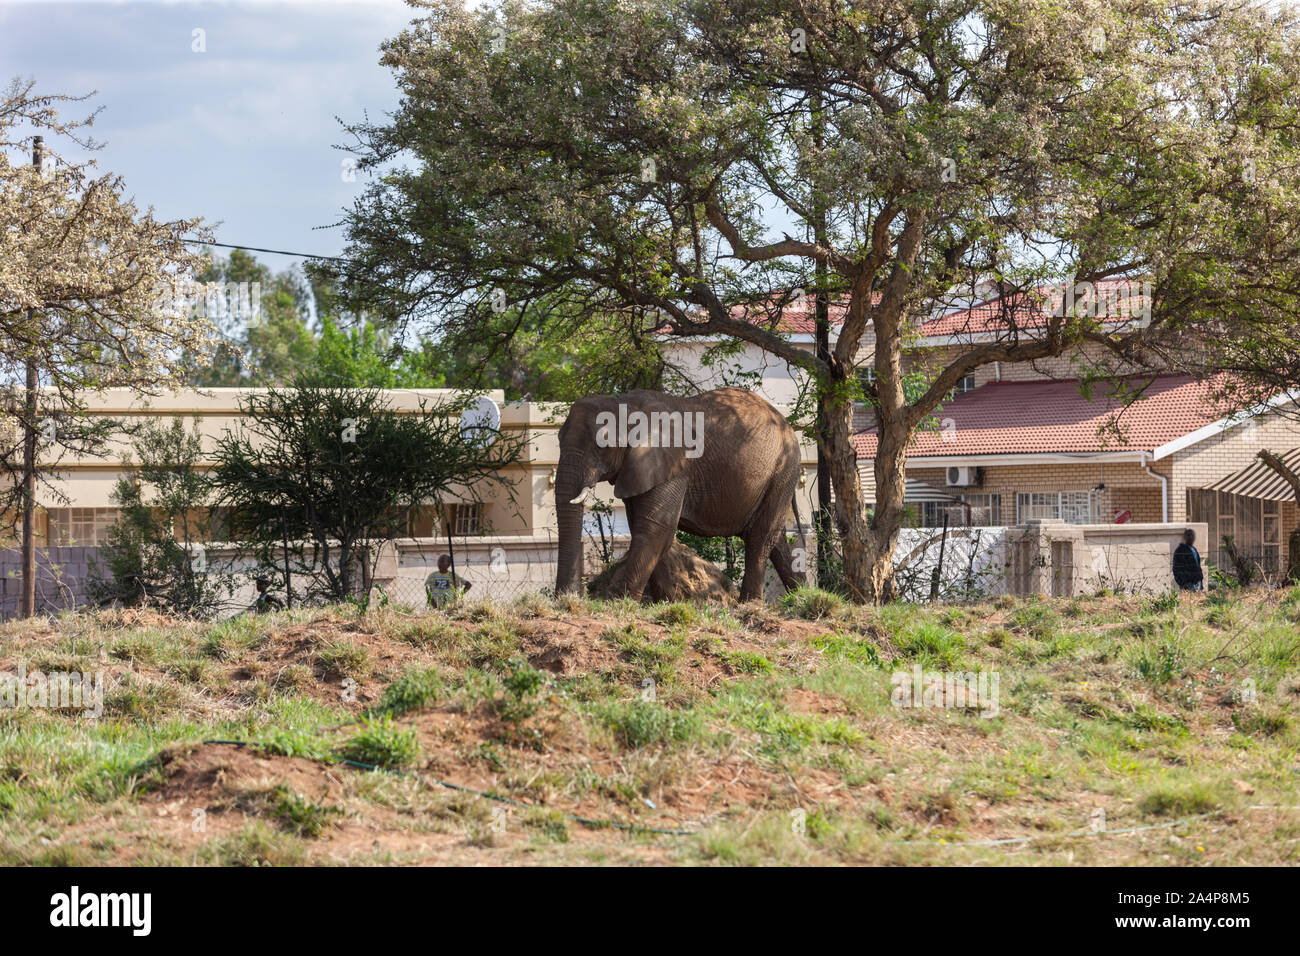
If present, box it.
[568,491,589,505]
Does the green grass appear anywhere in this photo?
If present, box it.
[315,640,370,680]
[371,667,443,717]
[338,716,420,769]
[592,699,703,750]
[1,590,1297,865]
[781,587,846,620]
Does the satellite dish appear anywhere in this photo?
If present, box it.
[459,396,501,447]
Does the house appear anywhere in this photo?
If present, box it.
[659,280,1300,581]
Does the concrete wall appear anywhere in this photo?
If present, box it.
[0,547,97,618]
[1006,521,1208,597]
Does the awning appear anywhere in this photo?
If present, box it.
[904,478,960,503]
[1203,447,1300,501]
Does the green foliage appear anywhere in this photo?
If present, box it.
[495,658,547,730]
[207,377,519,602]
[372,668,443,717]
[676,532,744,586]
[594,700,702,750]
[190,251,658,400]
[338,715,420,769]
[315,640,370,680]
[811,631,884,667]
[722,650,772,673]
[655,602,698,627]
[87,418,231,615]
[895,622,966,670]
[781,588,846,621]
[602,622,683,680]
[1128,639,1188,684]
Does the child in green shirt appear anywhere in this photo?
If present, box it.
[425,554,471,608]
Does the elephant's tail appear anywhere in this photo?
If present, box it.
[791,492,808,553]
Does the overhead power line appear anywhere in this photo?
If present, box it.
[184,238,354,263]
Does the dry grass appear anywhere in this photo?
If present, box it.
[1,586,1298,865]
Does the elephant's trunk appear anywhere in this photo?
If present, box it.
[555,456,587,594]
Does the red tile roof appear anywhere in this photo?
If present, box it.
[681,279,1147,340]
[852,374,1219,460]
[918,279,1149,339]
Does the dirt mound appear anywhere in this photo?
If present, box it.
[150,742,344,806]
[588,542,735,604]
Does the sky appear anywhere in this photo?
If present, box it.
[0,0,421,267]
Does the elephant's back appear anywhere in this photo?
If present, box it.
[689,387,799,470]
[690,387,793,430]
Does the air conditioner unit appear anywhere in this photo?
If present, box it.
[946,466,981,487]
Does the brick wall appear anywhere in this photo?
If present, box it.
[1168,413,1300,545]
[858,460,1171,525]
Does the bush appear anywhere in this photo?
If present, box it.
[781,587,846,620]
[315,641,370,679]
[372,668,443,717]
[594,700,703,750]
[87,418,232,615]
[338,716,420,769]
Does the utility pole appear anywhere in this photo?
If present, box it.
[20,135,43,619]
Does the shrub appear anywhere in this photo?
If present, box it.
[595,700,703,749]
[372,668,443,717]
[781,587,846,621]
[338,715,420,769]
[315,640,370,680]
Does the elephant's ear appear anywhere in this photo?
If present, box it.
[612,399,688,499]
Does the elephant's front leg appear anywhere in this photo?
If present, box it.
[620,480,685,601]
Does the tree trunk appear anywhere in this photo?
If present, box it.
[824,385,908,604]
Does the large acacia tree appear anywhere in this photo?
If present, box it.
[336,0,1300,602]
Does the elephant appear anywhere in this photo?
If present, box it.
[554,387,806,602]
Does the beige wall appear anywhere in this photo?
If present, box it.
[15,388,822,546]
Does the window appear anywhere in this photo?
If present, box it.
[207,507,232,542]
[954,372,977,395]
[1016,492,1096,525]
[920,493,1002,528]
[449,503,483,536]
[48,508,118,546]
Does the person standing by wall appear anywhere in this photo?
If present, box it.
[1173,529,1205,591]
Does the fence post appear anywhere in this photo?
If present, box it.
[929,513,949,602]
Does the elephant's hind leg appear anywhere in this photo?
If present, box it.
[769,535,805,592]
[740,495,792,602]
